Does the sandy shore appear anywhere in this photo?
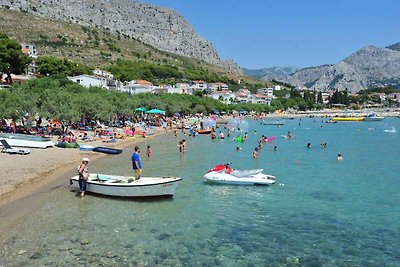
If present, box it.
[0,127,167,207]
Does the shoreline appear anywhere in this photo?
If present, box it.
[0,127,168,208]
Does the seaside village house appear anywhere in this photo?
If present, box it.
[209,90,236,104]
[120,80,154,95]
[1,42,38,84]
[67,74,109,89]
[206,82,229,94]
[21,43,38,75]
[190,80,207,94]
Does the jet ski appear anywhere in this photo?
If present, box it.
[204,164,276,185]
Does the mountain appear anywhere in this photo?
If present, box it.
[269,45,400,92]
[243,66,299,80]
[387,42,400,52]
[0,0,242,75]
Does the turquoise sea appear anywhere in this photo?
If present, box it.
[1,118,399,266]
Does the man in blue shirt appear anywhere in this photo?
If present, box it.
[132,145,142,180]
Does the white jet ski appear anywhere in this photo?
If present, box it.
[204,164,276,185]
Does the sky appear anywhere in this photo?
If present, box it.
[142,0,400,69]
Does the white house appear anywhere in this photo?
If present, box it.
[209,91,235,104]
[207,82,229,93]
[67,75,108,89]
[257,87,274,98]
[190,80,207,92]
[234,92,251,103]
[93,69,114,79]
[252,94,272,105]
[21,43,38,58]
[175,83,190,94]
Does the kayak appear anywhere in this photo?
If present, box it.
[93,147,123,154]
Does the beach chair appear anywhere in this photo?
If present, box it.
[0,139,31,155]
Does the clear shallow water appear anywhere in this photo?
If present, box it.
[1,118,400,266]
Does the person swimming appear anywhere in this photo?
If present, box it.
[253,147,258,159]
[337,153,343,161]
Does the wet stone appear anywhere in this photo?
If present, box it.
[157,233,172,241]
[30,251,43,260]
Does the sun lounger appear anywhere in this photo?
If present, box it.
[0,139,31,155]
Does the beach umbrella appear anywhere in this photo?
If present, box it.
[135,107,147,112]
[145,109,166,114]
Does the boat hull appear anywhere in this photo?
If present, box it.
[204,171,275,185]
[93,147,123,154]
[364,117,384,121]
[0,133,54,148]
[331,117,365,121]
[70,174,181,197]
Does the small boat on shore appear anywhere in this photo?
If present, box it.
[70,174,182,197]
[0,133,54,148]
[331,117,365,122]
[93,147,123,154]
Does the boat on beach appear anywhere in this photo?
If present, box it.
[70,173,182,197]
[0,133,54,148]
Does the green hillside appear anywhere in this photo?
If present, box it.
[0,8,265,87]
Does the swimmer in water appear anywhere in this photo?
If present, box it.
[337,153,343,161]
[253,147,258,159]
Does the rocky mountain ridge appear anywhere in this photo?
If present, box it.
[243,66,299,80]
[0,0,242,75]
[265,44,400,93]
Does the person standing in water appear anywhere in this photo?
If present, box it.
[253,148,258,159]
[146,145,152,158]
[78,158,90,198]
[132,146,142,180]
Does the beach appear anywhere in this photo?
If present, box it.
[0,127,167,207]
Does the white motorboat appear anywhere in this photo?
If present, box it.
[0,133,54,148]
[70,173,182,197]
[364,114,384,121]
[204,169,276,185]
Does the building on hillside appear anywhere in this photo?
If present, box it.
[257,87,274,98]
[238,88,251,95]
[274,85,281,91]
[67,75,108,89]
[321,92,331,104]
[208,91,235,105]
[175,83,190,94]
[93,69,114,79]
[234,92,251,103]
[21,43,38,74]
[252,94,272,105]
[190,80,207,92]
[20,43,38,58]
[207,82,229,93]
